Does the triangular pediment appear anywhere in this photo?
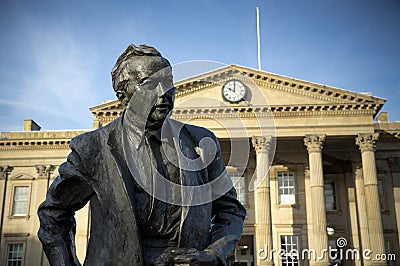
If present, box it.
[10,173,35,180]
[89,100,124,114]
[173,64,385,107]
[90,65,386,127]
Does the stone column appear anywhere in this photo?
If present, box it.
[304,135,329,266]
[35,165,55,266]
[345,168,362,266]
[304,168,314,253]
[0,166,14,241]
[252,136,274,266]
[353,163,372,266]
[355,133,387,265]
[388,157,400,252]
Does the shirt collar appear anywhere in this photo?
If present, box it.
[122,111,173,149]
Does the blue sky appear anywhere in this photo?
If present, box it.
[0,0,399,131]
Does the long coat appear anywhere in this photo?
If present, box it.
[38,117,246,266]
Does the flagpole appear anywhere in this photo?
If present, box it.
[256,6,262,70]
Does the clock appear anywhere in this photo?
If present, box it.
[222,80,246,103]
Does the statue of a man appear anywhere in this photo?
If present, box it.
[38,44,246,265]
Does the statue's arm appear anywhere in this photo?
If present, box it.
[38,147,94,266]
[205,134,247,265]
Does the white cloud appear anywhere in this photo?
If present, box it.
[11,21,102,129]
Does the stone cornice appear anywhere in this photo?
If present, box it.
[374,122,400,141]
[172,104,378,119]
[93,111,123,122]
[91,104,378,126]
[375,130,400,143]
[0,130,87,140]
[0,144,71,151]
[0,130,86,150]
[89,102,380,126]
[89,100,123,112]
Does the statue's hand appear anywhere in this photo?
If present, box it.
[171,248,220,265]
[154,247,175,266]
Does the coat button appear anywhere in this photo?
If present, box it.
[135,253,140,263]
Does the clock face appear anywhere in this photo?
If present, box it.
[222,80,246,103]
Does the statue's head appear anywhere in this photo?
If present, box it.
[112,44,175,129]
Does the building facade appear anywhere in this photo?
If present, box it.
[0,65,399,265]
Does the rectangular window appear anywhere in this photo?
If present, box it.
[277,171,295,204]
[230,173,246,205]
[280,235,299,266]
[6,243,24,266]
[12,186,29,216]
[324,182,337,211]
[378,179,385,211]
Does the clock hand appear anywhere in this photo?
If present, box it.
[225,90,237,98]
[227,86,235,92]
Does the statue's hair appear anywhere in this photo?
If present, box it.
[111,44,170,77]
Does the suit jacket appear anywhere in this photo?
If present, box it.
[38,117,246,266]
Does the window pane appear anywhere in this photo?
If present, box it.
[230,173,246,205]
[7,243,23,266]
[280,235,299,266]
[277,172,295,204]
[324,182,337,211]
[378,179,385,211]
[12,186,29,216]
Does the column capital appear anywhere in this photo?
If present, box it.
[0,165,14,180]
[304,134,326,153]
[352,163,363,180]
[36,165,55,179]
[304,166,310,179]
[388,157,400,173]
[356,133,379,153]
[252,135,272,154]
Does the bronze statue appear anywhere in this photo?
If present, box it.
[38,44,246,265]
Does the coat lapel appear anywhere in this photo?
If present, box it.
[107,120,138,213]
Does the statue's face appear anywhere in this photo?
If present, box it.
[113,56,175,129]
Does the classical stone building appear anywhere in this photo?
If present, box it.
[0,65,399,265]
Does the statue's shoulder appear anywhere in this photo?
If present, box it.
[69,118,121,152]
